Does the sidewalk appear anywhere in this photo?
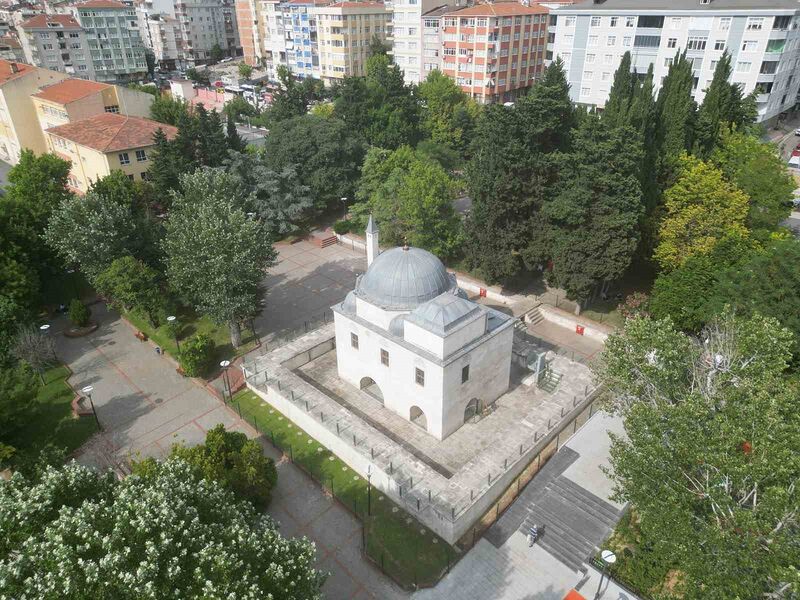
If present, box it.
[55,304,408,600]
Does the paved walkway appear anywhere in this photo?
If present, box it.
[53,305,407,600]
[412,413,639,600]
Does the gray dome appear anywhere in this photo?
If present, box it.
[407,295,481,336]
[355,247,456,310]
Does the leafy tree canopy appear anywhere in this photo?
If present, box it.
[654,154,749,271]
[95,256,164,326]
[150,94,191,126]
[417,69,480,159]
[595,310,799,599]
[0,459,324,599]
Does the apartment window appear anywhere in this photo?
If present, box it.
[736,61,752,73]
[610,17,618,27]
[634,35,660,48]
[39,32,51,39]
[104,105,119,113]
[625,16,636,28]
[590,16,601,27]
[70,43,81,49]
[638,16,664,28]
[77,64,87,71]
[667,37,677,49]
[127,174,134,181]
[583,70,593,80]
[741,40,757,52]
[623,36,632,47]
[746,17,764,31]
[687,36,707,51]
[564,16,576,27]
[586,53,596,64]
[606,35,616,46]
[774,16,791,31]
[69,32,80,38]
[603,54,613,65]
[709,60,718,71]
[714,40,725,51]
[601,71,610,81]
[380,349,389,366]
[669,17,682,29]
[718,17,731,31]
[461,364,470,384]
[588,35,598,47]
[415,367,425,387]
[350,332,359,349]
[760,60,778,75]
[766,39,786,53]
[135,149,147,162]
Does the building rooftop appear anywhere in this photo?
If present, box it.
[355,246,458,311]
[423,4,452,17]
[19,14,81,29]
[33,78,109,105]
[407,294,482,336]
[323,1,387,8]
[0,59,35,85]
[46,113,178,152]
[445,1,548,17]
[0,36,21,49]
[566,0,800,10]
[75,0,128,8]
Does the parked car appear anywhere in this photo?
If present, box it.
[795,128,800,136]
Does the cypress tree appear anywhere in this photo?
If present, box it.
[655,50,697,180]
[226,117,246,153]
[694,51,734,156]
[603,51,635,127]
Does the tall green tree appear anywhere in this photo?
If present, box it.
[417,69,479,159]
[711,127,794,232]
[149,94,191,126]
[353,146,461,258]
[94,256,164,326]
[0,459,324,599]
[602,51,635,127]
[655,51,697,180]
[0,363,38,440]
[162,170,276,347]
[225,151,314,236]
[545,116,644,311]
[595,311,800,599]
[261,114,365,211]
[267,65,322,123]
[226,116,246,153]
[464,59,574,282]
[654,154,749,271]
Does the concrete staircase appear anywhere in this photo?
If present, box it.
[520,476,622,573]
[310,229,338,248]
[537,368,562,393]
[524,304,545,326]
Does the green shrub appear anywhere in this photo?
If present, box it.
[167,424,278,508]
[68,299,90,327]
[178,333,213,377]
[333,220,351,235]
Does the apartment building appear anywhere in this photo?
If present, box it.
[31,77,153,142]
[439,2,549,103]
[421,4,448,78]
[549,0,800,125]
[235,0,262,65]
[316,1,390,84]
[71,0,148,82]
[138,11,182,70]
[0,59,66,163]
[392,0,456,85]
[19,14,98,79]
[44,112,177,192]
[173,0,240,64]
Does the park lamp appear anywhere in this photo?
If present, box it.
[81,385,101,430]
[166,315,180,352]
[595,549,617,599]
[220,360,232,402]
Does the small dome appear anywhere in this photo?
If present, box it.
[340,291,356,314]
[407,294,481,336]
[388,314,406,337]
[355,247,456,310]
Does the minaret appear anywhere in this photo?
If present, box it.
[366,215,379,266]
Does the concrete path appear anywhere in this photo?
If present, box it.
[53,305,407,600]
[413,412,639,600]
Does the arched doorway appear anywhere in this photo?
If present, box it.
[359,377,384,404]
[464,398,480,423]
[410,406,427,430]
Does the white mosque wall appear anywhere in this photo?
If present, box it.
[441,314,487,358]
[334,311,448,439]
[440,324,514,439]
[403,320,445,359]
[354,296,403,331]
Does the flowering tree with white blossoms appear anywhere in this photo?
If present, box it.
[0,458,324,599]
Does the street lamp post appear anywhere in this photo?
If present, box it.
[366,464,372,516]
[340,197,348,220]
[166,315,180,352]
[220,360,231,403]
[39,324,57,362]
[81,385,101,431]
[66,268,78,300]
[594,549,617,599]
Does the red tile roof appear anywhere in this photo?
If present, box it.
[46,113,178,152]
[326,1,386,8]
[0,36,21,49]
[20,14,82,29]
[0,59,36,85]
[445,1,548,16]
[33,78,110,105]
[76,0,128,8]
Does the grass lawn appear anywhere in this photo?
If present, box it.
[233,388,454,589]
[125,307,258,378]
[5,365,97,467]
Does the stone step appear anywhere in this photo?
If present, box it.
[536,491,615,543]
[523,305,544,326]
[319,236,338,248]
[522,506,596,571]
[522,502,599,554]
[549,476,621,527]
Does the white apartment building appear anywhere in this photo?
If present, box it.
[19,14,98,79]
[549,0,800,125]
[392,0,455,85]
